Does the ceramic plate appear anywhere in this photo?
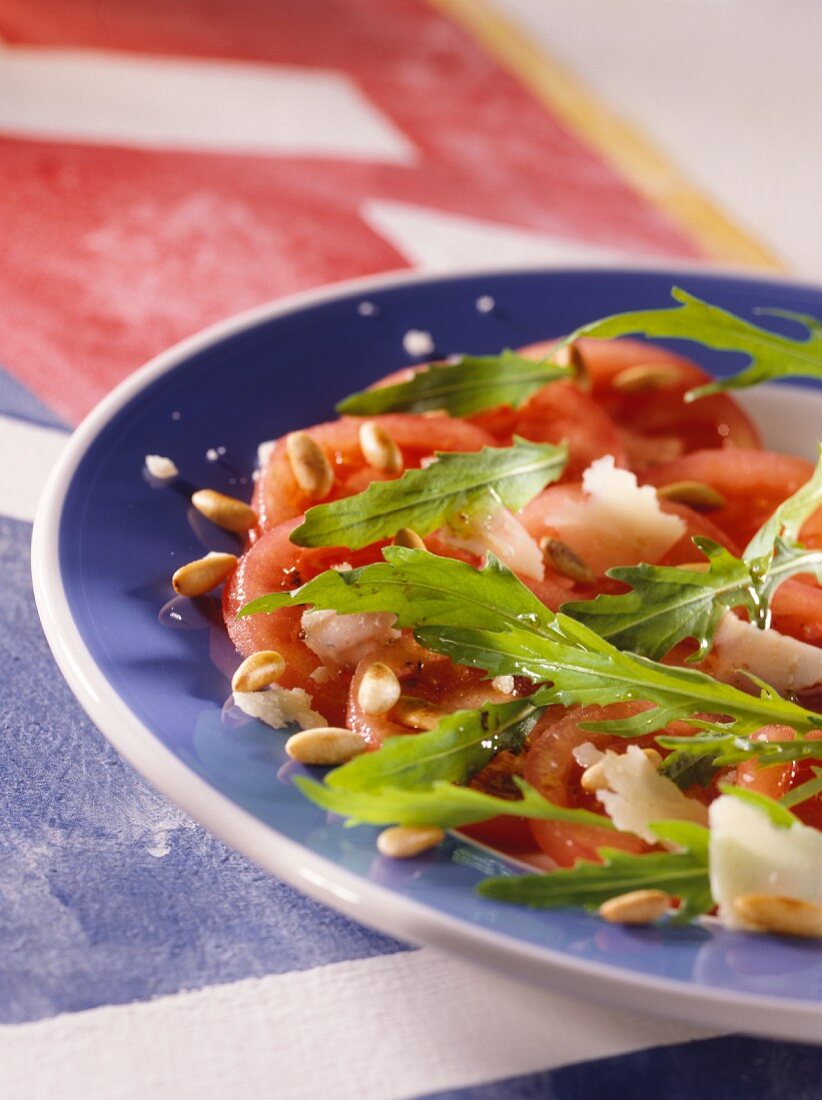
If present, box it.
[33,267,822,1043]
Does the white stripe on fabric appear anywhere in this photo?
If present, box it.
[361,199,634,272]
[0,948,717,1100]
[0,414,68,523]
[0,46,415,163]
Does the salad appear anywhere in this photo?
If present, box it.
[163,288,822,939]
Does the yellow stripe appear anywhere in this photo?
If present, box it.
[425,0,783,271]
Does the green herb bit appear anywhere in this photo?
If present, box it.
[557,286,822,399]
[416,613,822,738]
[780,767,822,810]
[656,730,822,772]
[294,774,613,831]
[336,350,576,418]
[238,547,554,635]
[478,820,712,922]
[290,438,567,549]
[563,446,822,660]
[325,696,543,793]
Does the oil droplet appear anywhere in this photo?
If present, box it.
[158,595,217,630]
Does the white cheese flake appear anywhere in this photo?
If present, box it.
[233,686,326,731]
[256,439,276,469]
[595,745,708,843]
[301,609,399,670]
[145,454,178,480]
[441,507,544,580]
[491,675,515,695]
[709,795,822,927]
[572,741,604,768]
[704,611,822,694]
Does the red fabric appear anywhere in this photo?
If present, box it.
[0,0,701,423]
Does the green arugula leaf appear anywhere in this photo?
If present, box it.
[745,444,822,563]
[336,350,575,418]
[290,438,568,549]
[558,286,822,399]
[655,730,822,769]
[294,774,613,830]
[780,766,822,810]
[325,697,543,793]
[238,547,554,633]
[477,820,712,921]
[415,613,822,738]
[562,539,753,661]
[717,783,800,829]
[659,746,722,790]
[563,448,822,658]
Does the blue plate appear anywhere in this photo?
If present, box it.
[33,267,822,1042]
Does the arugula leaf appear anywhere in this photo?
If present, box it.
[563,539,753,661]
[415,613,822,737]
[563,448,822,658]
[780,766,822,810]
[477,820,712,921]
[559,286,822,399]
[336,350,575,418]
[745,444,822,564]
[294,774,613,830]
[239,547,554,633]
[290,438,568,549]
[717,783,800,829]
[655,730,822,769]
[659,747,722,790]
[324,697,543,792]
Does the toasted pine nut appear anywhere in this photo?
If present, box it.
[599,889,671,925]
[540,537,595,584]
[357,662,402,716]
[191,488,258,534]
[172,551,237,597]
[657,480,726,512]
[580,747,661,792]
[612,363,682,393]
[733,894,822,939]
[394,527,427,551]
[231,650,286,693]
[377,825,445,859]
[553,341,587,382]
[285,726,367,766]
[359,422,403,473]
[286,432,334,498]
[393,696,445,731]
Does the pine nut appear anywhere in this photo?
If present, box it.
[394,527,426,551]
[580,747,661,792]
[612,363,682,392]
[284,727,367,766]
[599,889,671,925]
[553,341,587,382]
[357,662,402,716]
[377,825,445,859]
[733,894,822,939]
[393,696,445,731]
[359,422,403,473]
[172,551,237,597]
[657,480,726,512]
[286,432,334,498]
[231,650,286,693]
[191,488,258,534]
[540,537,595,584]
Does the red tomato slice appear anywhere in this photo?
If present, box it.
[522,705,654,868]
[517,338,760,464]
[222,518,386,725]
[256,414,493,529]
[643,449,817,548]
[735,727,822,828]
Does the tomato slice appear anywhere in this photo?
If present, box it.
[223,518,386,724]
[522,705,654,867]
[735,727,822,828]
[643,449,817,548]
[256,414,493,529]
